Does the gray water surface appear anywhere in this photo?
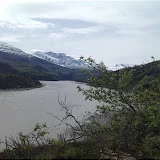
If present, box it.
[0,81,97,142]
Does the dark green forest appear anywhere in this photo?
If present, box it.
[0,62,41,89]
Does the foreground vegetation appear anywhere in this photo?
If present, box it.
[0,57,160,159]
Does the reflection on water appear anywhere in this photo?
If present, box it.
[0,81,97,142]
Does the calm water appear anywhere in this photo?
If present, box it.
[0,81,97,143]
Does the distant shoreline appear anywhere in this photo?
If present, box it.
[0,80,86,92]
[0,83,45,92]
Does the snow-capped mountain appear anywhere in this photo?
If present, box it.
[0,41,30,57]
[0,41,133,71]
[107,64,134,71]
[32,51,87,68]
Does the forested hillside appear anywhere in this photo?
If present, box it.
[117,60,160,89]
[0,62,41,89]
[0,51,86,81]
[87,59,160,90]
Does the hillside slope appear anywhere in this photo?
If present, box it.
[113,60,160,90]
[0,50,87,81]
[0,62,41,89]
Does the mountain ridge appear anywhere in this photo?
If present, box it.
[32,51,87,69]
[0,41,31,57]
[0,41,87,82]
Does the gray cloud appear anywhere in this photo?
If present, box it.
[32,18,98,28]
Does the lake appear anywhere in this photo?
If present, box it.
[0,81,97,145]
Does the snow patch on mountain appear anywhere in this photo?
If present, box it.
[0,41,30,57]
[107,64,134,71]
[32,51,87,68]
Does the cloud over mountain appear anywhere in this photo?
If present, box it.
[0,0,160,65]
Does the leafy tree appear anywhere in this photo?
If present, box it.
[75,57,160,159]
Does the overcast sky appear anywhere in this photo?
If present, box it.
[0,0,160,66]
